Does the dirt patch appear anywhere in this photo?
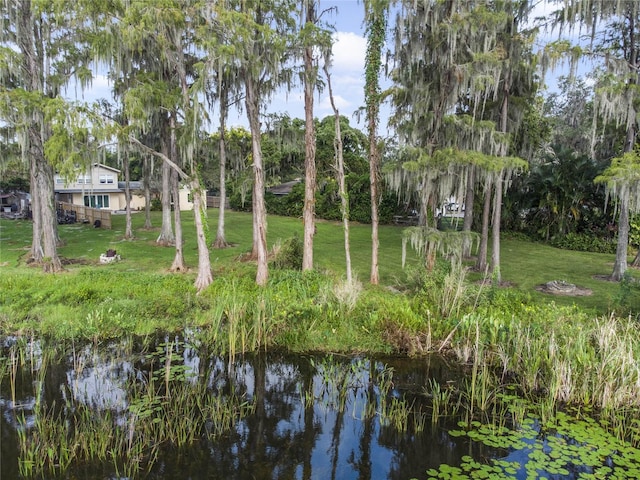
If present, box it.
[535,280,592,296]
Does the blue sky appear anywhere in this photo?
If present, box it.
[68,1,371,131]
[232,0,371,130]
[68,0,569,134]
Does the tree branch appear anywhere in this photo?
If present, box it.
[128,135,189,180]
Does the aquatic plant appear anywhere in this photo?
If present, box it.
[10,338,255,478]
[440,410,640,479]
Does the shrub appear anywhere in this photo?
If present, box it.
[270,234,303,270]
[550,232,616,254]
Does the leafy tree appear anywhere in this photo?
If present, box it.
[217,0,298,286]
[95,0,214,289]
[521,148,606,240]
[316,115,368,177]
[595,150,640,279]
[0,0,93,272]
[389,0,529,277]
[551,0,640,280]
[297,0,333,271]
[486,0,539,282]
[324,59,353,282]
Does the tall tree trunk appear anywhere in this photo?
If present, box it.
[612,85,637,278]
[192,175,214,291]
[168,113,186,272]
[369,141,380,285]
[476,178,492,273]
[611,194,630,281]
[490,170,504,284]
[157,126,175,246]
[213,93,229,249]
[18,0,61,271]
[123,151,133,239]
[302,2,317,272]
[490,81,510,284]
[324,64,353,282]
[170,169,186,272]
[245,77,269,286]
[143,155,153,229]
[631,247,640,267]
[462,166,475,258]
[29,143,44,262]
[364,0,387,285]
[39,157,62,272]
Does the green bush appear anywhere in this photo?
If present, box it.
[549,232,616,254]
[270,234,303,270]
[229,174,401,224]
[150,197,162,211]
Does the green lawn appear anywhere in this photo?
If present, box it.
[1,209,637,314]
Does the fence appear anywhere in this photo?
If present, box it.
[57,202,112,229]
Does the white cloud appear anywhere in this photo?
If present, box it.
[330,31,366,73]
[318,93,350,112]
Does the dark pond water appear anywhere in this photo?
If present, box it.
[2,335,640,479]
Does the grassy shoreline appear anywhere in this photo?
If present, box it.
[1,210,640,411]
[1,209,635,312]
[3,210,640,479]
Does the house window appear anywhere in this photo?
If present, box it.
[77,176,90,184]
[84,195,110,208]
[55,177,65,184]
[99,175,114,184]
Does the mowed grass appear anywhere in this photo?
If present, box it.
[1,209,637,314]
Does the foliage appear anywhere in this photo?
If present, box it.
[549,232,616,254]
[511,148,609,240]
[439,410,640,479]
[613,272,640,318]
[631,214,640,248]
[0,174,29,192]
[240,174,401,224]
[270,234,303,270]
[595,150,640,214]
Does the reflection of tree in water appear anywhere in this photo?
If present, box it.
[350,361,375,480]
[1,340,513,480]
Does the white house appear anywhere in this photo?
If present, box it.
[54,163,196,212]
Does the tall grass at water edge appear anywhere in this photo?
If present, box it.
[2,212,640,418]
[5,338,254,478]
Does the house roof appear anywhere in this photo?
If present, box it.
[92,163,120,173]
[267,179,302,196]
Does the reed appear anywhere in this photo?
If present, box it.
[424,378,457,424]
[11,338,255,478]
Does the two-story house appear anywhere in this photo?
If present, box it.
[54,163,195,211]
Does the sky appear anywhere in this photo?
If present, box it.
[69,0,569,135]
[68,1,371,131]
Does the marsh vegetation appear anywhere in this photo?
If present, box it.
[1,211,640,478]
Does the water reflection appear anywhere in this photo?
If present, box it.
[0,336,488,479]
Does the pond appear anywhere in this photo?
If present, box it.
[2,335,640,479]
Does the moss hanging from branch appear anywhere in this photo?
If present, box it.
[401,226,479,269]
[595,150,640,216]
